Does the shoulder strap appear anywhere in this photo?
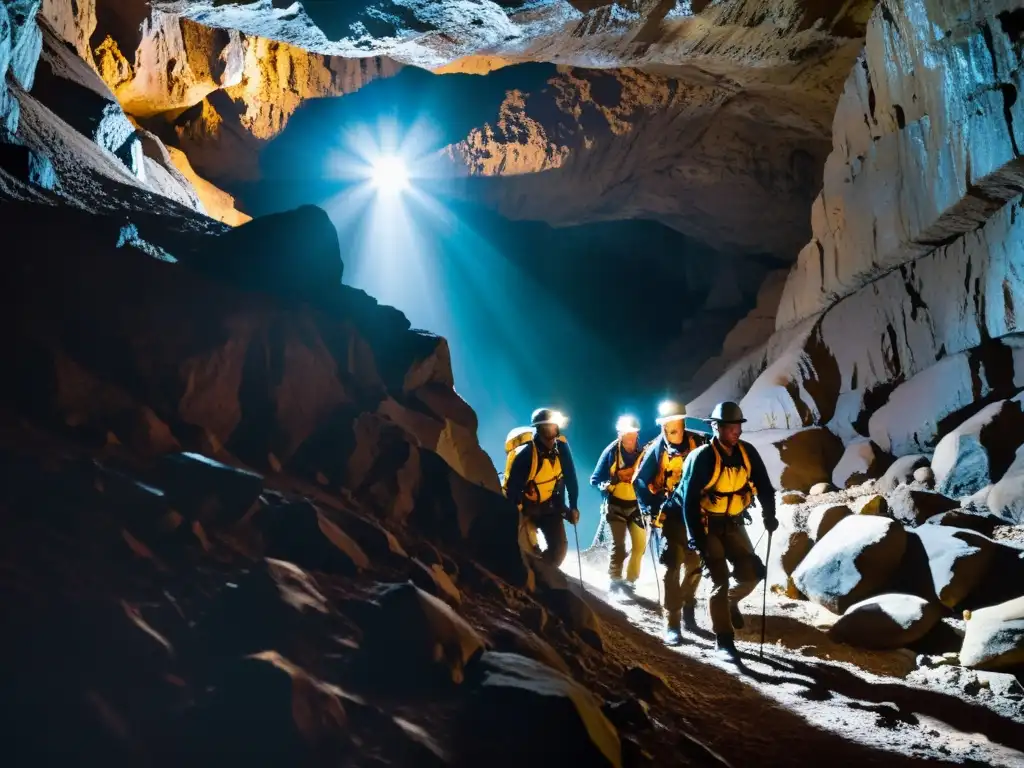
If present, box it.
[527,442,538,483]
[738,442,752,476]
[703,443,722,492]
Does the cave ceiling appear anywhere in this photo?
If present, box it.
[102,0,876,258]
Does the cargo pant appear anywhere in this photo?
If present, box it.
[660,517,703,624]
[520,502,568,567]
[704,515,764,636]
[605,499,646,582]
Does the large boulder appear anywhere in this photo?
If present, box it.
[362,583,484,685]
[914,526,995,609]
[987,446,1024,524]
[923,509,1006,538]
[828,594,944,650]
[256,499,371,576]
[489,622,570,676]
[887,487,959,526]
[436,417,501,492]
[134,126,205,213]
[201,652,350,761]
[960,596,1024,670]
[868,353,992,458]
[792,516,907,614]
[932,399,1024,499]
[414,451,528,588]
[412,382,478,433]
[153,451,263,526]
[877,455,930,493]
[460,652,621,768]
[7,0,42,90]
[742,428,844,493]
[806,504,851,542]
[0,141,58,189]
[187,205,343,301]
[832,438,891,489]
[767,529,812,599]
[531,560,604,651]
[31,20,143,176]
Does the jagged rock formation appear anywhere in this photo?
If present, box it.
[41,0,402,191]
[5,1,1024,760]
[170,39,399,185]
[690,1,1024,518]
[34,0,871,259]
[150,0,872,73]
[436,64,827,255]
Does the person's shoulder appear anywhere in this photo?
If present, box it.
[688,443,713,460]
[513,441,534,459]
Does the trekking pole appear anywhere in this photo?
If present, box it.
[572,522,585,594]
[648,524,662,605]
[760,531,773,659]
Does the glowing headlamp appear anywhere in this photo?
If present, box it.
[616,415,640,433]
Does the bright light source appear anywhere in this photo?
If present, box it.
[550,410,569,428]
[616,415,640,433]
[658,400,676,417]
[370,155,409,193]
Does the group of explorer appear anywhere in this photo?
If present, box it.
[501,400,779,661]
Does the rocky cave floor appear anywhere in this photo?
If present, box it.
[5,406,1024,768]
[576,560,1024,767]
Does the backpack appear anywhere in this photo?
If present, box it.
[500,427,567,494]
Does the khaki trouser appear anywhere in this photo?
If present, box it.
[704,515,763,635]
[519,503,568,567]
[661,518,703,622]
[605,500,646,582]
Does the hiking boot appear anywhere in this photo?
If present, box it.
[621,580,637,596]
[608,578,626,594]
[730,603,745,630]
[715,633,741,662]
[663,624,683,646]
[682,604,699,633]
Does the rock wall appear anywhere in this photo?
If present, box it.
[437,66,828,256]
[689,0,1024,497]
[170,39,400,185]
[777,0,1024,329]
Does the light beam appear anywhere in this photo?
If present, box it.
[369,155,410,194]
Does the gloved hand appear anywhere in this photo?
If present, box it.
[597,481,611,493]
[565,507,580,525]
[763,516,779,533]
